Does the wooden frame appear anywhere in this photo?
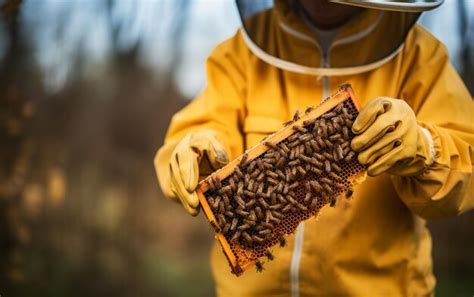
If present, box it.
[196,84,361,275]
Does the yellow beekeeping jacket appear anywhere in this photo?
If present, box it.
[155,5,474,297]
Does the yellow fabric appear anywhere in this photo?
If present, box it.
[352,97,433,176]
[154,10,474,297]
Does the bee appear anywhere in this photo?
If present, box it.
[269,204,283,210]
[282,204,293,213]
[332,163,342,173]
[242,232,253,244]
[275,194,286,204]
[343,146,351,156]
[283,119,294,127]
[324,139,334,148]
[249,168,260,179]
[240,153,249,167]
[275,157,286,169]
[229,218,238,232]
[344,151,355,162]
[267,177,279,185]
[323,183,334,194]
[222,194,230,207]
[231,231,241,242]
[309,180,323,192]
[327,122,335,135]
[310,166,323,175]
[288,139,300,149]
[218,212,227,223]
[222,223,230,234]
[238,222,251,231]
[207,178,216,192]
[320,119,328,137]
[336,145,345,160]
[288,159,301,167]
[256,172,266,182]
[305,106,315,114]
[345,188,354,199]
[245,190,257,199]
[265,210,273,223]
[310,198,319,209]
[304,192,312,203]
[225,210,234,218]
[329,197,337,207]
[287,195,298,205]
[298,134,312,142]
[218,201,226,214]
[211,196,221,211]
[247,161,257,173]
[245,199,257,208]
[263,162,273,170]
[296,166,307,175]
[236,195,246,208]
[255,260,265,273]
[236,208,249,216]
[345,118,354,127]
[258,197,269,209]
[322,152,333,160]
[296,203,308,211]
[252,235,265,243]
[264,141,277,150]
[322,111,336,119]
[266,171,279,179]
[255,206,264,220]
[342,107,352,119]
[333,149,339,161]
[261,221,275,229]
[324,160,331,173]
[215,176,222,188]
[342,126,350,139]
[270,192,277,204]
[309,139,320,152]
[279,237,287,247]
[329,172,342,181]
[316,137,326,149]
[293,110,300,121]
[293,125,307,133]
[272,211,284,219]
[329,133,342,141]
[320,177,333,185]
[288,181,299,190]
[210,220,221,233]
[265,250,275,261]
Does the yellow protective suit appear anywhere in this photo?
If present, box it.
[155,4,474,297]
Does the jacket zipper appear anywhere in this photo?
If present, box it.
[290,223,305,297]
[289,45,331,297]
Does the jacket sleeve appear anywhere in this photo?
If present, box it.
[392,26,474,220]
[154,32,246,200]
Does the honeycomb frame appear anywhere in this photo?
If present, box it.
[196,84,366,276]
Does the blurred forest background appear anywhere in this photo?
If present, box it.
[0,0,473,296]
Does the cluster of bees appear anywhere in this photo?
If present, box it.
[204,102,358,272]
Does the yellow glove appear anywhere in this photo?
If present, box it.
[168,130,229,216]
[351,97,434,177]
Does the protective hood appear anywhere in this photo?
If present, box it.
[329,0,443,12]
[236,0,421,76]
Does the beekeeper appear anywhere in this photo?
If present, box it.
[154,0,474,296]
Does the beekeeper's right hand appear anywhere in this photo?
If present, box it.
[167,130,229,216]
